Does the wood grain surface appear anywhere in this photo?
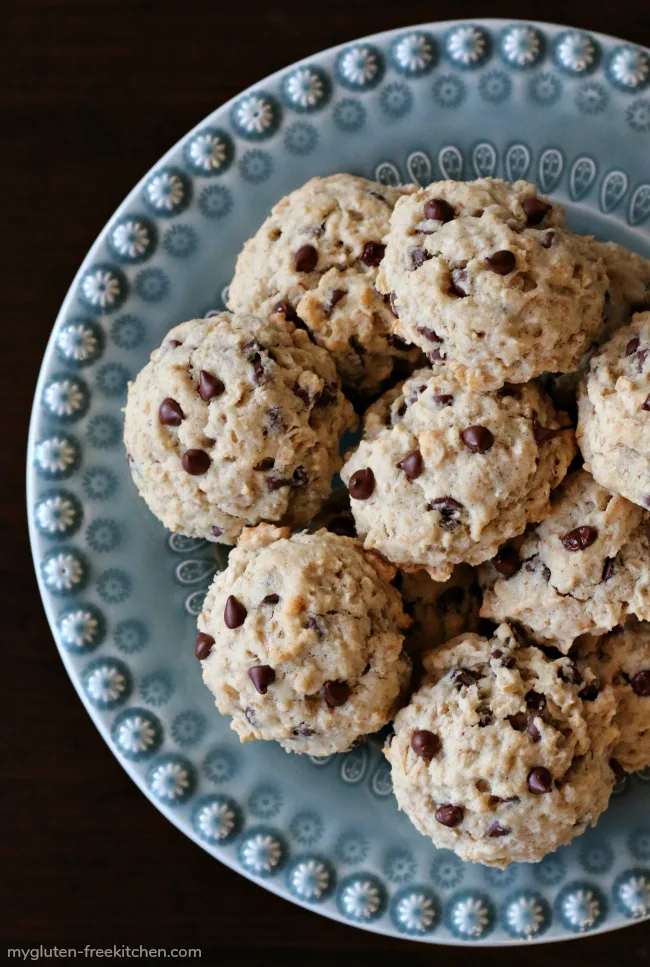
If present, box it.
[4,1,650,961]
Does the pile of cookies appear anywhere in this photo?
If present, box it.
[124,174,650,868]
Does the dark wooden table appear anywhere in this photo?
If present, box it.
[4,1,650,960]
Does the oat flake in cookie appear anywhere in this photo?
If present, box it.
[480,470,650,650]
[578,312,650,509]
[340,368,575,581]
[123,312,356,544]
[377,178,608,391]
[196,524,411,756]
[228,174,423,393]
[579,620,650,774]
[385,624,619,867]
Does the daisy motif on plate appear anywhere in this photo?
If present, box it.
[185,128,233,175]
[447,892,494,939]
[41,549,86,595]
[503,892,550,939]
[336,45,383,89]
[615,871,650,918]
[108,216,156,263]
[56,320,103,365]
[34,435,79,478]
[42,376,88,420]
[35,492,80,537]
[144,168,190,215]
[554,31,598,73]
[282,66,329,111]
[231,92,279,139]
[78,264,127,313]
[390,32,436,77]
[608,46,650,90]
[288,857,331,901]
[82,658,131,709]
[500,25,543,68]
[391,887,438,935]
[58,605,104,651]
[112,709,162,760]
[445,25,489,68]
[557,883,605,932]
[337,875,385,921]
[193,796,240,843]
[239,829,284,876]
[147,755,195,805]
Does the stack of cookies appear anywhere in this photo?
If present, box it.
[124,174,650,868]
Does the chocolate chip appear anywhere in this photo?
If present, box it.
[248,664,275,694]
[360,241,386,266]
[292,466,308,488]
[323,681,351,708]
[625,337,640,356]
[485,250,516,275]
[450,269,469,297]
[384,333,407,351]
[267,473,291,491]
[254,457,275,471]
[348,468,375,500]
[427,348,446,363]
[396,449,423,480]
[293,383,312,406]
[491,649,516,669]
[523,197,552,225]
[368,190,387,203]
[244,706,256,725]
[328,515,356,538]
[539,231,556,248]
[212,526,223,538]
[272,299,299,322]
[527,766,553,794]
[262,593,280,605]
[250,354,265,382]
[437,586,465,613]
[410,729,440,758]
[493,546,520,578]
[430,496,464,531]
[579,682,600,701]
[267,406,283,430]
[434,394,454,406]
[526,690,546,711]
[558,662,582,685]
[293,244,318,272]
[416,325,442,343]
[182,449,211,475]
[159,398,185,426]
[410,248,432,270]
[389,292,399,316]
[316,383,338,407]
[533,419,560,444]
[424,198,455,223]
[526,716,542,743]
[194,632,214,660]
[462,425,494,453]
[561,526,598,551]
[306,615,324,637]
[508,712,528,732]
[452,668,478,688]
[636,349,649,373]
[435,804,464,827]
[327,288,346,312]
[486,821,511,838]
[168,339,182,348]
[199,370,225,401]
[477,705,492,727]
[631,671,650,696]
[642,395,650,411]
[293,724,315,737]
[224,595,247,629]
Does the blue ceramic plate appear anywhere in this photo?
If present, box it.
[28,18,650,944]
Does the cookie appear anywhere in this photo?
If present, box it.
[546,244,650,415]
[579,621,650,774]
[123,312,355,544]
[578,312,650,509]
[376,177,608,390]
[480,470,650,650]
[385,624,618,867]
[228,174,423,393]
[196,524,411,756]
[340,368,576,581]
[398,565,482,654]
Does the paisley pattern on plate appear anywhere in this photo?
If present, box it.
[27,18,650,945]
